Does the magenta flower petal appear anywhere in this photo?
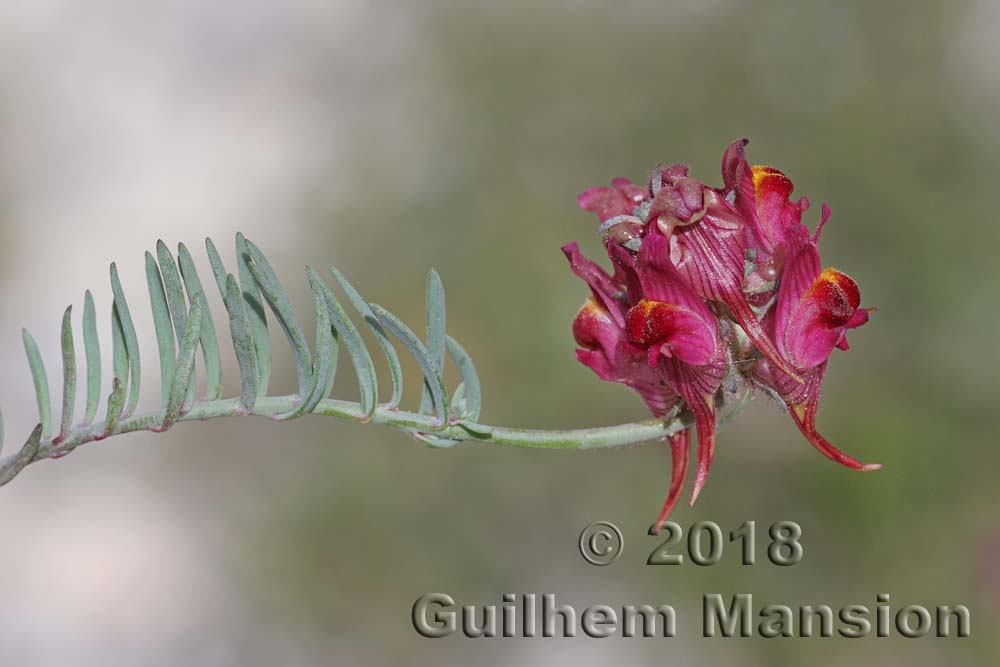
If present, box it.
[651,428,690,534]
[562,242,627,326]
[616,234,720,366]
[844,308,872,330]
[566,246,679,418]
[722,138,769,251]
[787,365,881,471]
[567,140,879,521]
[611,177,648,204]
[634,232,718,319]
[647,173,803,382]
[766,265,879,472]
[573,296,625,362]
[774,236,869,371]
[689,401,717,507]
[723,138,811,273]
[578,177,646,223]
[578,186,630,223]
[657,356,725,506]
[605,242,644,303]
[625,300,717,366]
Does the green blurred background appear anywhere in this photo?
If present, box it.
[0,0,997,664]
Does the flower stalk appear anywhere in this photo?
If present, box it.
[0,232,753,491]
[0,387,754,487]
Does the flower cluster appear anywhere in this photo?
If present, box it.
[566,140,878,532]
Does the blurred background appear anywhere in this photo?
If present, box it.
[0,0,997,664]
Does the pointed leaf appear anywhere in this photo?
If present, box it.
[451,381,467,415]
[162,293,204,430]
[109,263,141,417]
[369,304,448,428]
[412,432,462,448]
[82,290,101,425]
[419,269,446,416]
[210,237,262,410]
[223,274,259,412]
[236,233,271,397]
[0,424,42,487]
[322,328,340,401]
[178,242,223,399]
[281,270,338,418]
[22,329,52,438]
[329,267,403,408]
[445,335,481,422]
[244,239,312,399]
[205,237,228,300]
[145,251,176,405]
[309,267,377,421]
[111,303,128,401]
[58,306,77,441]
[156,240,187,342]
[103,377,126,436]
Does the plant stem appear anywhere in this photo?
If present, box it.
[0,389,753,487]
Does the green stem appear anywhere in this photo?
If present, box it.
[0,388,753,488]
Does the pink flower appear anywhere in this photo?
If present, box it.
[619,234,728,523]
[753,225,880,471]
[566,235,728,532]
[648,164,804,383]
[568,140,879,529]
[564,242,679,417]
[577,177,647,223]
[722,138,811,291]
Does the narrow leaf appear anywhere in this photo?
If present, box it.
[178,242,223,399]
[282,270,338,418]
[156,242,201,406]
[445,335,481,422]
[146,251,176,405]
[451,382,466,416]
[58,306,77,441]
[22,329,52,438]
[162,293,204,430]
[329,267,403,408]
[103,377,126,436]
[111,303,128,400]
[322,328,340,401]
[204,237,229,301]
[236,233,271,397]
[0,424,42,487]
[307,271,338,410]
[369,304,448,428]
[309,268,377,421]
[411,432,461,448]
[244,239,312,399]
[210,237,261,409]
[156,240,187,342]
[82,290,101,425]
[109,263,141,417]
[223,274,259,412]
[420,269,446,417]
